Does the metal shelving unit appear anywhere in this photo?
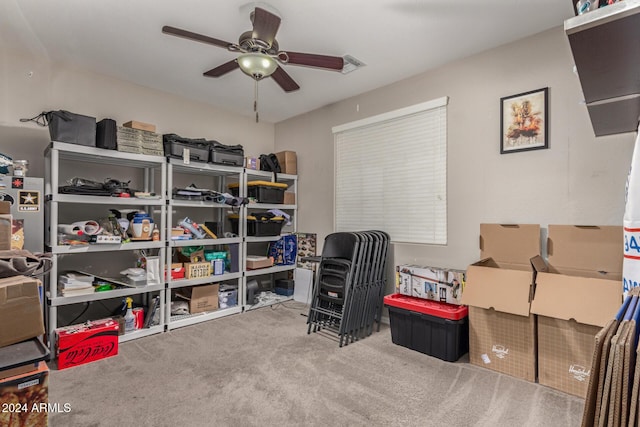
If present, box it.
[44,141,167,346]
[44,145,300,347]
[165,157,244,330]
[242,169,298,309]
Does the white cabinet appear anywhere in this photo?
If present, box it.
[165,158,243,330]
[565,0,640,136]
[44,141,167,345]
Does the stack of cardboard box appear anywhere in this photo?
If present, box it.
[0,200,50,423]
[462,223,622,398]
[0,274,49,424]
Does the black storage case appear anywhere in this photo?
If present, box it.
[0,337,50,376]
[228,215,284,237]
[96,118,117,150]
[209,141,244,166]
[47,110,96,147]
[247,185,284,203]
[163,138,210,163]
[275,279,295,290]
[384,294,468,362]
[229,181,288,203]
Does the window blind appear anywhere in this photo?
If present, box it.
[333,97,448,244]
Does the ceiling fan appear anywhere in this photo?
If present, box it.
[162,6,345,120]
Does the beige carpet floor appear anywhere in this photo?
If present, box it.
[49,301,584,426]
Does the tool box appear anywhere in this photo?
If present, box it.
[228,180,289,203]
[384,293,468,362]
[209,141,244,166]
[163,137,211,163]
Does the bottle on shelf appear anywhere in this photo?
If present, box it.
[124,297,136,333]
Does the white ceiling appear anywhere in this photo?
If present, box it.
[0,0,574,123]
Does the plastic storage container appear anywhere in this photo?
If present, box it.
[163,139,210,163]
[209,141,244,166]
[384,293,469,362]
[228,181,288,203]
[228,214,285,236]
[0,337,50,380]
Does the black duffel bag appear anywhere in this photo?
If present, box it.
[21,110,97,147]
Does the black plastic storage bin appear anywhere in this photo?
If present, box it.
[228,214,285,237]
[384,293,468,362]
[228,181,288,203]
[0,337,50,378]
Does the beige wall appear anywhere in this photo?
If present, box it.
[0,47,274,178]
[1,27,635,273]
[274,26,636,271]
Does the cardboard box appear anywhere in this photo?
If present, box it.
[0,361,49,426]
[0,276,45,348]
[0,201,11,250]
[246,255,274,270]
[123,120,156,133]
[275,151,297,175]
[283,192,295,205]
[461,224,540,382]
[396,264,466,305]
[177,284,219,314]
[55,318,119,370]
[245,157,260,170]
[530,225,622,397]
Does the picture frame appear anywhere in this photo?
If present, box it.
[500,87,548,154]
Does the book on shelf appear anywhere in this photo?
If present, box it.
[60,286,95,296]
[59,271,95,295]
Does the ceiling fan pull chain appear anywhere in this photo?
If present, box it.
[254,79,259,123]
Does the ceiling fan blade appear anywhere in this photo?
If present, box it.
[162,25,233,49]
[203,60,239,78]
[271,66,300,92]
[282,52,344,71]
[251,7,281,47]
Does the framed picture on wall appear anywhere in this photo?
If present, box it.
[500,87,548,154]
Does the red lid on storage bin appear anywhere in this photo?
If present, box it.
[384,293,468,320]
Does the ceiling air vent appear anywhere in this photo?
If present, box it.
[341,55,366,74]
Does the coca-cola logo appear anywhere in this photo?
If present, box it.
[59,331,118,366]
[62,341,115,365]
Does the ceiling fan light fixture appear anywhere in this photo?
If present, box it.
[237,52,277,79]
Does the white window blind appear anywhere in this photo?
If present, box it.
[333,97,448,245]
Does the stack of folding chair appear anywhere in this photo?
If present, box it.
[307,231,389,347]
[582,287,640,427]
